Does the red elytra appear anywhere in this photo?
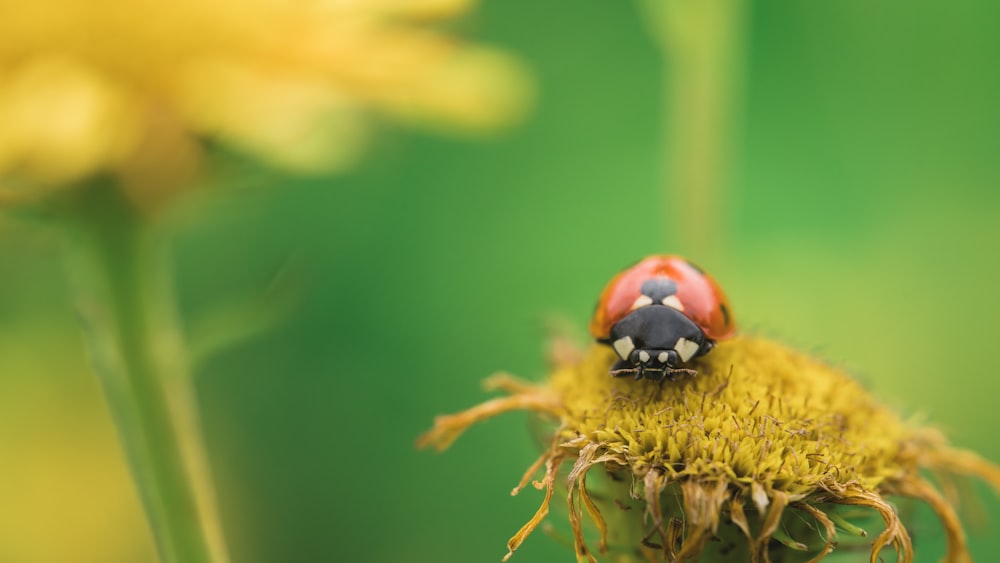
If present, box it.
[589,255,735,342]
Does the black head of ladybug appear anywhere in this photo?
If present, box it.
[607,303,713,380]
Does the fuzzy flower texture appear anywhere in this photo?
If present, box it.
[419,336,1000,563]
[0,0,528,207]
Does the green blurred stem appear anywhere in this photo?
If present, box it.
[63,183,228,563]
[640,0,746,259]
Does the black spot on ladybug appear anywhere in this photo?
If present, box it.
[685,260,706,274]
[720,303,731,326]
[640,278,678,302]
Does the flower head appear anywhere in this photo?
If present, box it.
[419,336,1000,562]
[0,0,530,206]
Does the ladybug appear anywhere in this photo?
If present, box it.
[590,255,735,380]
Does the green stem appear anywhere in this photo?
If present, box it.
[63,182,229,563]
[640,0,746,260]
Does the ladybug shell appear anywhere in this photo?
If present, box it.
[589,255,735,342]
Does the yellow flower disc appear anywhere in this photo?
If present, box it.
[420,336,1000,563]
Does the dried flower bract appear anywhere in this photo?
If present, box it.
[419,336,1000,562]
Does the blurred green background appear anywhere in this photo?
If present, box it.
[2,0,1000,562]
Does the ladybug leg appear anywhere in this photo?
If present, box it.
[644,377,666,403]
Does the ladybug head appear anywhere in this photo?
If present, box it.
[607,304,711,381]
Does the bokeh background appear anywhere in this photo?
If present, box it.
[2,0,1000,562]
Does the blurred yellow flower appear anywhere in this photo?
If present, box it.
[0,0,530,201]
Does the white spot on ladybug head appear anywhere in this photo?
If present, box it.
[675,337,700,362]
[638,350,651,364]
[661,294,684,311]
[657,351,669,364]
[612,337,635,361]
[631,294,654,310]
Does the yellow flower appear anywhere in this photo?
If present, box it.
[0,0,530,205]
[419,336,1000,562]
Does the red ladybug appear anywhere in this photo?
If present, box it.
[590,255,735,380]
